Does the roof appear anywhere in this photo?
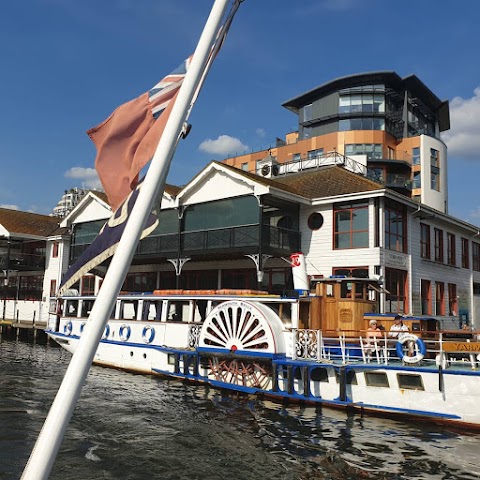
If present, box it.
[217,162,383,200]
[282,71,450,132]
[272,165,383,199]
[0,208,60,238]
[164,184,181,196]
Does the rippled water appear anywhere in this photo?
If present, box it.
[1,332,480,480]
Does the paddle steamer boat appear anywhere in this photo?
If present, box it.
[46,270,480,430]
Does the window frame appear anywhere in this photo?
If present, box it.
[461,238,470,269]
[447,233,456,266]
[333,201,369,250]
[434,228,444,263]
[420,223,431,259]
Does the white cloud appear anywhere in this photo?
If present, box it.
[442,87,480,159]
[256,128,266,138]
[0,204,19,210]
[198,135,249,156]
[64,167,102,189]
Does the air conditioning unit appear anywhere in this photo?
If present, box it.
[257,155,279,178]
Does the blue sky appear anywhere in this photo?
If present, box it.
[1,0,480,225]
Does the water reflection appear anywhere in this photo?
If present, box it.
[1,335,479,479]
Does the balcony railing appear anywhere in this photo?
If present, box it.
[69,225,301,265]
[0,253,45,270]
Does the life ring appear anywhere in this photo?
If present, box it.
[64,321,73,336]
[102,324,110,340]
[142,326,155,344]
[395,333,426,364]
[119,324,131,342]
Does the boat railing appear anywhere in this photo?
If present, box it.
[292,328,480,369]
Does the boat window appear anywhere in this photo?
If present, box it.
[65,300,78,317]
[119,300,138,320]
[81,300,94,317]
[341,281,353,298]
[397,374,424,390]
[193,300,208,322]
[365,372,389,387]
[142,300,162,321]
[310,367,329,383]
[294,367,303,380]
[167,301,191,322]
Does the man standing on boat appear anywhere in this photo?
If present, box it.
[389,317,409,340]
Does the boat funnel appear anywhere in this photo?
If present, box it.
[289,252,309,294]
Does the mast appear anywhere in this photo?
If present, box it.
[21,1,232,478]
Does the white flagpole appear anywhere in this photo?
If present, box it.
[22,1,232,478]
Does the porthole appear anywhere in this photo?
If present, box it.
[308,212,324,230]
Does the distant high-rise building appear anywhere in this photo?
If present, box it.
[51,188,90,218]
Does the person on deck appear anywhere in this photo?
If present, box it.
[367,320,383,339]
[388,317,409,340]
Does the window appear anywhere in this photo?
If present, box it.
[367,167,384,182]
[434,228,444,262]
[123,272,157,292]
[81,276,95,296]
[334,201,369,249]
[447,233,456,266]
[52,242,59,258]
[365,372,389,387]
[292,153,301,162]
[345,143,383,160]
[241,162,249,171]
[412,147,420,165]
[307,212,324,230]
[473,242,480,271]
[50,279,57,297]
[385,201,406,253]
[420,224,430,259]
[339,118,385,131]
[412,171,421,188]
[338,93,385,113]
[461,238,470,269]
[385,268,407,313]
[307,149,323,160]
[431,148,440,191]
[421,279,431,315]
[435,282,445,315]
[397,374,424,390]
[448,283,457,316]
[332,267,369,278]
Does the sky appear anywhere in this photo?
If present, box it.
[1,0,480,225]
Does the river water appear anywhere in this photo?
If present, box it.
[1,332,480,480]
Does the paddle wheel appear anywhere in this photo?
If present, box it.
[198,300,286,390]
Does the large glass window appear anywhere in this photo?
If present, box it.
[385,268,406,313]
[339,93,385,113]
[420,224,431,259]
[72,220,105,247]
[345,144,382,160]
[385,201,406,253]
[334,201,369,249]
[123,272,157,292]
[430,149,440,191]
[184,196,258,231]
[339,118,385,131]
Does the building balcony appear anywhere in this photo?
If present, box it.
[0,253,46,271]
[69,224,301,266]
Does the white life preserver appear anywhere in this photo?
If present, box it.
[395,333,426,364]
[64,321,73,336]
[119,324,131,342]
[142,326,155,344]
[102,324,110,340]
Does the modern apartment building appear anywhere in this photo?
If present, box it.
[223,72,450,213]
